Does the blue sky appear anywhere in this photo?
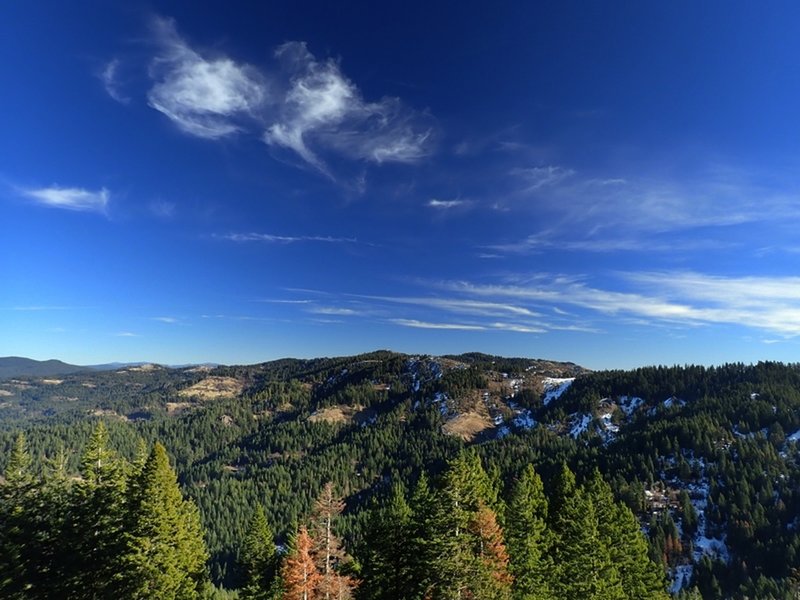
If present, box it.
[3,1,800,369]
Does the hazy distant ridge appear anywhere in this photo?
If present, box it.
[0,357,89,379]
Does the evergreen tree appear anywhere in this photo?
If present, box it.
[120,442,209,599]
[431,452,490,599]
[68,422,129,598]
[422,451,507,599]
[549,464,624,600]
[359,483,413,600]
[407,472,440,599]
[0,433,34,599]
[241,505,280,600]
[505,464,552,600]
[585,470,669,600]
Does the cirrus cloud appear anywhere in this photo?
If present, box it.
[20,185,109,213]
[264,41,433,176]
[147,17,267,139]
[135,19,433,179]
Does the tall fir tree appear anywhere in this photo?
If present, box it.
[120,442,209,599]
[68,422,129,599]
[585,470,670,600]
[358,482,414,600]
[407,472,440,599]
[0,433,34,599]
[549,464,625,600]
[241,505,280,600]
[422,451,507,600]
[505,464,552,600]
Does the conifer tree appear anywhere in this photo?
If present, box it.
[281,526,320,600]
[549,464,624,600]
[0,433,34,599]
[423,451,507,599]
[359,483,414,599]
[468,502,512,600]
[407,472,440,599]
[310,482,357,599]
[241,505,280,600]
[69,422,129,598]
[585,470,670,600]
[32,446,75,599]
[505,464,552,600]
[432,452,489,599]
[120,442,209,599]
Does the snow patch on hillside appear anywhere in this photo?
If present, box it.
[663,396,687,409]
[671,565,694,594]
[513,409,537,430]
[569,413,592,437]
[432,392,451,417]
[786,428,800,443]
[617,395,644,416]
[599,412,619,434]
[542,377,574,405]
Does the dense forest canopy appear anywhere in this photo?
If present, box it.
[2,352,800,599]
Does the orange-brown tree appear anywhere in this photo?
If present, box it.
[281,526,320,600]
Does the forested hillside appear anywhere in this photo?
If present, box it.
[2,352,800,599]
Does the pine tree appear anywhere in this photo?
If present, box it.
[549,464,624,600]
[281,526,320,600]
[0,433,34,599]
[468,502,512,600]
[359,483,414,599]
[505,464,552,600]
[4,433,32,487]
[241,505,280,600]
[120,442,209,599]
[408,472,440,599]
[33,448,75,599]
[420,451,506,600]
[432,452,489,599]
[68,422,129,598]
[585,470,669,600]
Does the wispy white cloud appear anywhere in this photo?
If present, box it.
[152,316,178,324]
[428,198,466,209]
[511,165,575,191]
[99,59,130,104]
[264,42,432,175]
[200,314,275,322]
[138,20,433,179]
[116,332,140,337]
[272,288,585,335]
[149,200,176,219]
[488,231,737,254]
[218,232,358,244]
[489,322,546,333]
[390,318,486,331]
[486,162,800,258]
[259,299,314,305]
[308,306,358,316]
[358,295,541,318]
[147,17,267,139]
[20,185,109,213]
[437,271,800,337]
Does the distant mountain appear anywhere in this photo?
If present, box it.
[0,356,89,379]
[87,362,151,371]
